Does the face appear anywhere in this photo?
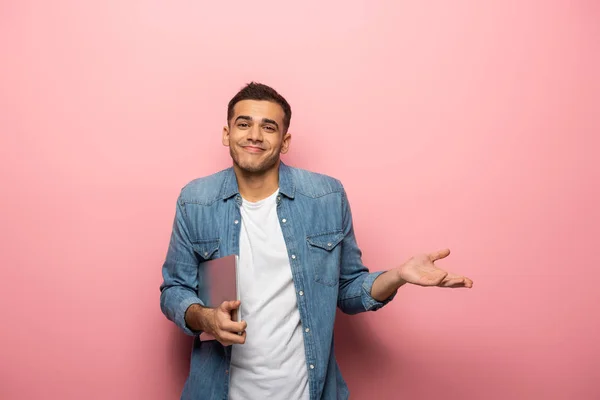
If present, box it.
[223,100,291,174]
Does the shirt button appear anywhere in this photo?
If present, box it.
[282,218,287,223]
[234,220,239,224]
[309,364,315,369]
[327,243,332,247]
[204,252,208,257]
[291,254,296,259]
[305,328,310,333]
[299,291,304,296]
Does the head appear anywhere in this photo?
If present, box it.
[223,82,292,174]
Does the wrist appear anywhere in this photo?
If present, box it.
[394,267,407,288]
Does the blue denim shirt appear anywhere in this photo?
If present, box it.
[160,162,394,400]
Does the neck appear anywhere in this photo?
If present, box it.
[233,160,280,202]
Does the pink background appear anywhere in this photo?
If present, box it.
[1,1,599,399]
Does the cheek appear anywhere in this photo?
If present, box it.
[267,137,282,149]
[229,130,240,139]
[231,134,247,146]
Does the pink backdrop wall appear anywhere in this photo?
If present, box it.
[1,1,599,399]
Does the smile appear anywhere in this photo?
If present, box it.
[242,146,265,153]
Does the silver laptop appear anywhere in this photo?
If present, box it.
[197,254,241,341]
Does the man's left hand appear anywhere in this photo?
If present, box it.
[397,248,473,288]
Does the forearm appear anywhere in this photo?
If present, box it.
[370,269,406,302]
[337,187,402,313]
[184,303,213,332]
[160,285,205,336]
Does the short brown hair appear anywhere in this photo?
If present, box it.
[227,82,292,133]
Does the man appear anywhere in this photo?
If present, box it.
[159,82,473,400]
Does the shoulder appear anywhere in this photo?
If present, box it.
[287,164,345,198]
[178,167,231,205]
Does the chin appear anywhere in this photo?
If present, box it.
[236,158,279,174]
[238,163,264,173]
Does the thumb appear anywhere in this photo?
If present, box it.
[429,248,451,262]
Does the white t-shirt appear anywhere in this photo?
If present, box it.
[229,189,309,400]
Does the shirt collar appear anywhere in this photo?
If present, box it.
[220,160,296,200]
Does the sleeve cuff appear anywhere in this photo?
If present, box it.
[361,271,397,311]
[177,297,205,336]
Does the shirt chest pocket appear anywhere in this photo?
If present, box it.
[306,231,344,286]
[191,238,221,261]
[191,238,220,301]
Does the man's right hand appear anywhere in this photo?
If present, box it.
[185,301,247,346]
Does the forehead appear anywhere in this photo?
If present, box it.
[232,100,284,122]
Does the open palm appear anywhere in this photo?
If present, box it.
[398,248,473,288]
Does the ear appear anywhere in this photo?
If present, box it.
[280,132,292,154]
[222,125,230,147]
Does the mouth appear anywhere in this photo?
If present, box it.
[241,146,265,153]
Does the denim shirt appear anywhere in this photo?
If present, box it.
[160,162,394,400]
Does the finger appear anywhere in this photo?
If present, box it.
[440,276,473,288]
[220,319,247,333]
[220,330,246,346]
[429,248,451,262]
[439,278,464,287]
[456,276,473,288]
[220,300,241,312]
[418,270,447,286]
[430,270,448,285]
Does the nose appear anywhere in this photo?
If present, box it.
[246,124,263,142]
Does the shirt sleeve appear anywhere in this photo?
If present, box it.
[159,194,205,336]
[336,187,396,314]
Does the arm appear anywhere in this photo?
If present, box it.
[337,188,398,314]
[159,195,248,344]
[159,196,205,336]
[336,188,474,314]
[335,186,474,315]
[184,304,212,332]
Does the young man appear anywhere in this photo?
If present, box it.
[159,82,473,400]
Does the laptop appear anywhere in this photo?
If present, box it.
[197,254,241,341]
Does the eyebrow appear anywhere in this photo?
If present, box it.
[234,115,280,130]
[235,116,253,123]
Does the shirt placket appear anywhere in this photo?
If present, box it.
[276,194,318,400]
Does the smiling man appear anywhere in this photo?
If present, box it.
[159,82,473,400]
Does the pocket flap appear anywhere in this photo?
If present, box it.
[306,231,344,251]
[192,238,220,259]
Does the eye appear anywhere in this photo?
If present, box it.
[237,123,249,128]
[263,125,276,132]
